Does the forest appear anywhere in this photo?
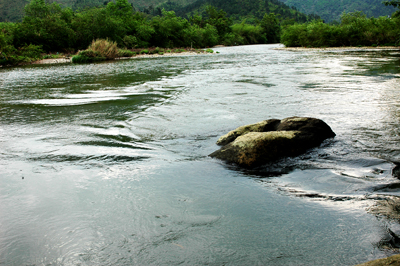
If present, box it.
[280,9,400,47]
[1,0,400,67]
[0,0,395,23]
[0,0,315,66]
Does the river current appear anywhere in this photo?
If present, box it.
[1,44,400,265]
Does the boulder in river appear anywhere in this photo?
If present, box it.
[209,117,336,168]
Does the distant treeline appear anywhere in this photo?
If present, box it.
[281,11,400,47]
[0,0,296,65]
[157,0,320,24]
[1,0,400,67]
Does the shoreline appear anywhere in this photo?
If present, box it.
[29,45,400,65]
[275,46,400,51]
[32,50,212,65]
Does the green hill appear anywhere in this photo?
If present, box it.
[161,0,320,22]
[280,0,396,22]
[0,0,195,22]
[1,0,394,24]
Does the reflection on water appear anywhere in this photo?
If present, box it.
[1,45,400,265]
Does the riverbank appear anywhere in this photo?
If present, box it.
[32,50,214,65]
[30,45,400,65]
[275,46,400,51]
[355,254,400,265]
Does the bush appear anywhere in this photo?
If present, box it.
[122,35,137,48]
[88,39,119,59]
[19,44,43,59]
[71,48,106,63]
[43,53,63,59]
[140,49,149,54]
[78,49,101,57]
[0,43,43,66]
[71,55,106,63]
[118,49,135,57]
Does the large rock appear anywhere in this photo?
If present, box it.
[209,117,335,168]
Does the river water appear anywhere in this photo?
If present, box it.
[1,44,400,265]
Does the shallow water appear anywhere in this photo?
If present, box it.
[1,44,400,265]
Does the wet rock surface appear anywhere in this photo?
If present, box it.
[210,117,336,168]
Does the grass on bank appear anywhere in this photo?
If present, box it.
[1,37,215,66]
[70,39,214,64]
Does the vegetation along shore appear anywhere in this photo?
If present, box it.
[2,0,398,67]
[31,45,215,65]
[0,0,398,66]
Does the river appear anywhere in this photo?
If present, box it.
[1,44,400,265]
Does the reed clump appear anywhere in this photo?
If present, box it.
[88,39,119,59]
[72,39,128,63]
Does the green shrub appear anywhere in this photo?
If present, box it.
[118,49,135,57]
[140,49,149,54]
[122,35,137,48]
[72,48,106,63]
[173,48,186,53]
[78,49,101,57]
[71,55,106,63]
[205,48,214,53]
[0,43,43,66]
[19,44,43,59]
[43,53,63,59]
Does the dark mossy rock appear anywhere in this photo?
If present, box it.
[209,117,335,168]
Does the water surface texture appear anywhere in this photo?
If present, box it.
[1,45,400,265]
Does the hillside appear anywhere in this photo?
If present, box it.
[0,0,195,22]
[1,0,395,24]
[160,0,320,23]
[280,0,396,22]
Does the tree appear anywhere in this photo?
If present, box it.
[204,5,232,41]
[13,0,76,51]
[260,13,280,43]
[150,10,189,47]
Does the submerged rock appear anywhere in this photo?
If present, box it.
[368,196,400,220]
[209,117,335,168]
